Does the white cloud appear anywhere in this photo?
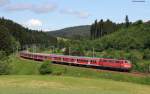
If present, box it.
[5,3,57,14]
[60,9,90,19]
[0,0,9,6]
[26,19,42,27]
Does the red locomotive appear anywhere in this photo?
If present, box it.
[20,51,132,71]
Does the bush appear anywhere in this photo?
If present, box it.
[0,51,11,75]
[39,60,52,75]
[0,61,10,75]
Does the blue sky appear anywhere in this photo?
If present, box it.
[0,0,150,31]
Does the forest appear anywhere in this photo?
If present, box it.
[0,17,57,55]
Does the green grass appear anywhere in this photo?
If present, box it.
[0,75,150,94]
[51,64,150,85]
[9,55,42,75]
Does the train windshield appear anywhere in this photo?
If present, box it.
[125,60,131,64]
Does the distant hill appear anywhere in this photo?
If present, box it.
[48,25,91,39]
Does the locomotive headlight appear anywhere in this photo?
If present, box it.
[124,64,131,68]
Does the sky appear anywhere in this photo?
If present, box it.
[0,0,150,31]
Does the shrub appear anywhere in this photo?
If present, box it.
[0,51,11,75]
[0,61,10,75]
[39,60,52,75]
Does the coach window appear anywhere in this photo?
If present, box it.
[109,60,112,63]
[99,59,103,62]
[104,60,107,62]
[120,61,123,64]
[115,61,119,63]
[92,60,96,63]
[111,60,114,63]
[101,60,104,62]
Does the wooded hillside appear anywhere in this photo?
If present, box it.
[0,17,57,55]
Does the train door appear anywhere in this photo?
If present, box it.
[90,59,98,66]
[98,59,103,66]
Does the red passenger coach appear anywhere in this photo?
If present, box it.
[20,51,132,71]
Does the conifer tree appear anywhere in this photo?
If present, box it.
[125,15,129,28]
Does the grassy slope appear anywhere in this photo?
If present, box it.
[9,55,42,75]
[52,64,150,85]
[0,75,150,94]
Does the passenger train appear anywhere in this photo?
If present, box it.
[20,51,132,71]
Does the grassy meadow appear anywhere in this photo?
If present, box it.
[0,75,150,94]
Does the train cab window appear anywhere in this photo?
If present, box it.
[125,61,130,64]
